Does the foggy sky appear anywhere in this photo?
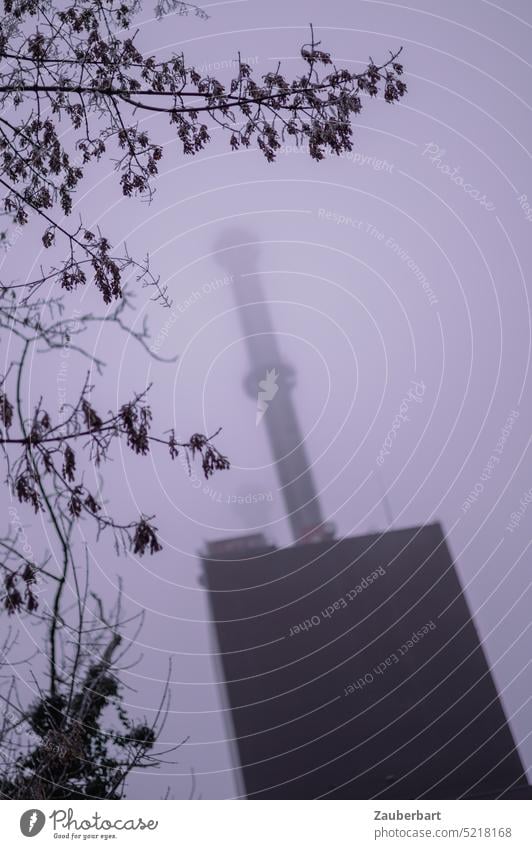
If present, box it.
[2,0,532,799]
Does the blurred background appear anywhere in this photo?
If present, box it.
[1,0,531,798]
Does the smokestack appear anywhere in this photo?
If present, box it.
[215,229,334,545]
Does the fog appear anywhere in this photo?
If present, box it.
[2,0,531,798]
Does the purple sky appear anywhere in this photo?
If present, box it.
[2,0,532,799]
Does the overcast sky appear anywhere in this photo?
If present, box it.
[2,0,532,799]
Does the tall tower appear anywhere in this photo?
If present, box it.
[216,230,333,545]
[203,232,530,801]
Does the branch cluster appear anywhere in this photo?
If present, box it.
[2,375,229,558]
[0,2,405,301]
